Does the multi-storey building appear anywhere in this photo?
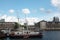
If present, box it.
[0,22,15,30]
[53,17,59,22]
[35,17,60,30]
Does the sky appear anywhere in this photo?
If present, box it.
[0,0,60,25]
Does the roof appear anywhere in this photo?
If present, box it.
[40,20,47,22]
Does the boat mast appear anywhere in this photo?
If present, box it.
[16,11,20,29]
[17,11,19,23]
[25,13,28,32]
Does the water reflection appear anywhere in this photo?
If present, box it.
[0,38,5,40]
[0,38,42,40]
[9,38,42,40]
[2,31,60,40]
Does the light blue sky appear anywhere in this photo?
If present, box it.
[0,0,60,24]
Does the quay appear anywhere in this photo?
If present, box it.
[44,28,60,31]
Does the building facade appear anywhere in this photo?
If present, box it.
[0,19,5,22]
[0,22,15,30]
[40,20,47,29]
[35,17,60,30]
[35,20,47,30]
[53,17,59,22]
[47,22,60,29]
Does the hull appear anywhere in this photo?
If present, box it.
[9,32,43,38]
[0,31,6,38]
[29,33,42,38]
[0,34,6,38]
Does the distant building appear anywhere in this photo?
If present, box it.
[0,19,5,22]
[40,20,47,29]
[48,17,60,28]
[53,17,59,22]
[28,25,35,31]
[35,22,40,31]
[47,21,52,28]
[35,17,60,30]
[0,22,15,30]
[47,22,60,29]
[35,20,47,30]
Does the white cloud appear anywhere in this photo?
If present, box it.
[0,15,18,22]
[9,9,15,13]
[19,17,40,25]
[0,15,7,19]
[6,16,18,22]
[51,0,60,8]
[26,18,40,25]
[0,15,40,25]
[40,8,52,13]
[46,12,60,21]
[22,8,30,14]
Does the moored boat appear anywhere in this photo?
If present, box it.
[0,31,6,38]
[9,31,43,38]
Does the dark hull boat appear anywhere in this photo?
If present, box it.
[0,31,6,38]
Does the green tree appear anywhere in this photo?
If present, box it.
[14,22,19,29]
[21,25,27,29]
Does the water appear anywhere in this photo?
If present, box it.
[0,31,60,40]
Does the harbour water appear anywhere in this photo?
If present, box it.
[0,31,60,40]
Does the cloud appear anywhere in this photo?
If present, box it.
[40,8,52,13]
[19,17,40,25]
[51,0,60,8]
[0,15,18,22]
[46,12,60,21]
[22,8,30,14]
[9,9,15,13]
[26,18,40,25]
[0,15,7,19]
[0,15,40,25]
[6,16,18,22]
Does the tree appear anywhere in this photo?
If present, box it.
[14,22,19,29]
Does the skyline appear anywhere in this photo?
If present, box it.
[0,0,60,25]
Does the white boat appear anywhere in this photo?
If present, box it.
[9,30,43,38]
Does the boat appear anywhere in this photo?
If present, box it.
[9,16,43,38]
[9,30,43,38]
[0,30,6,38]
